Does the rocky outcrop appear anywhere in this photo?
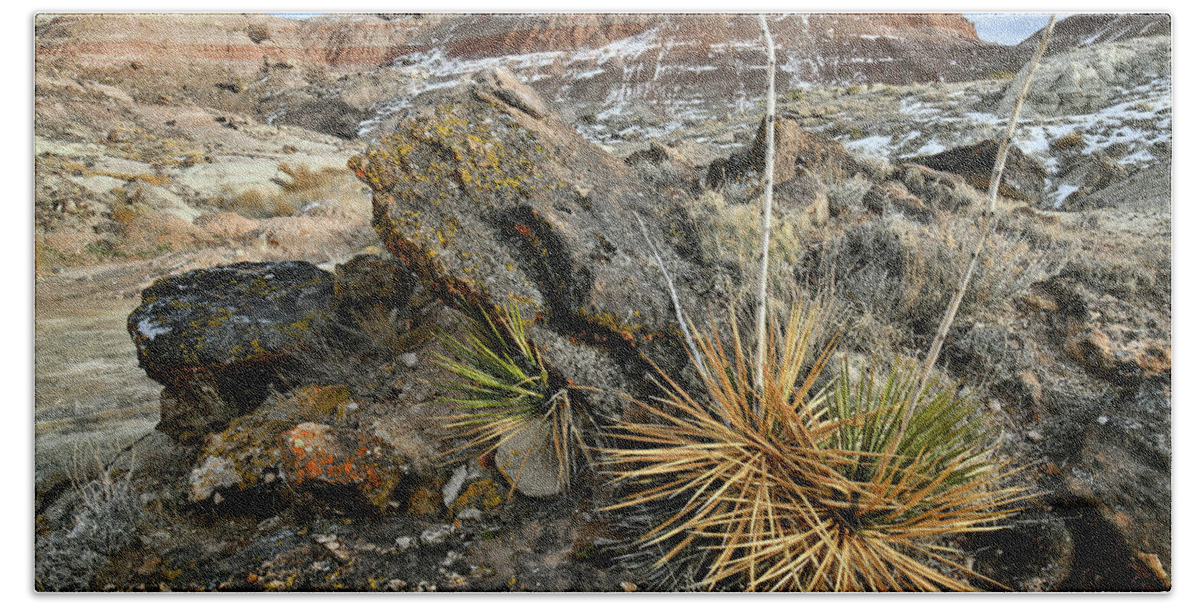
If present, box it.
[36,12,1017,141]
[126,255,415,442]
[1074,164,1170,211]
[914,139,1047,203]
[1015,13,1170,58]
[274,98,372,140]
[947,271,1172,590]
[1057,152,1128,210]
[1001,34,1170,117]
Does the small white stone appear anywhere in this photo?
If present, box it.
[1026,430,1044,442]
[395,536,414,551]
[1098,415,1109,425]
[421,525,452,546]
[443,465,468,508]
[457,508,484,521]
[401,352,419,368]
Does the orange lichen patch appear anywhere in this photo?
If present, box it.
[1065,327,1171,384]
[188,385,356,501]
[281,422,407,510]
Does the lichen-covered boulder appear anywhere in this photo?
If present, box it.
[127,261,333,440]
[188,385,407,511]
[349,68,710,420]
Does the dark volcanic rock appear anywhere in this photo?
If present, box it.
[277,98,371,139]
[128,261,334,440]
[707,117,852,189]
[1058,152,1129,210]
[914,139,1047,203]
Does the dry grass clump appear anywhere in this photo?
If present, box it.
[692,190,821,300]
[603,301,1029,591]
[812,214,1054,346]
[287,299,434,401]
[1061,248,1169,308]
[215,163,353,219]
[826,174,873,217]
[35,465,145,591]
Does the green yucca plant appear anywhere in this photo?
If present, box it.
[603,301,1030,591]
[436,301,592,495]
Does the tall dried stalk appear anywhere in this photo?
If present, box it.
[753,13,777,406]
[903,14,1058,433]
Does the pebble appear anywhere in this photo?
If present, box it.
[443,465,468,508]
[421,525,453,546]
[457,507,484,521]
[401,352,419,368]
[1026,430,1044,442]
[395,536,414,551]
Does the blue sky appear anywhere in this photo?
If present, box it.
[964,13,1057,45]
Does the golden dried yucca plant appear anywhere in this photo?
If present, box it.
[603,300,1030,591]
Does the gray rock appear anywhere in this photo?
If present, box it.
[494,423,566,499]
[351,70,709,423]
[1004,36,1170,117]
[471,67,549,119]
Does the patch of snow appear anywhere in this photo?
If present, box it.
[1051,183,1079,208]
[844,135,893,160]
[137,318,170,340]
[1121,149,1156,165]
[575,67,605,80]
[964,112,1002,126]
[915,140,946,156]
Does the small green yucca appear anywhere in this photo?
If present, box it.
[437,302,591,495]
[604,301,1029,591]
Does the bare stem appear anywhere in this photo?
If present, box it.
[901,15,1058,434]
[635,212,708,381]
[754,13,777,409]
